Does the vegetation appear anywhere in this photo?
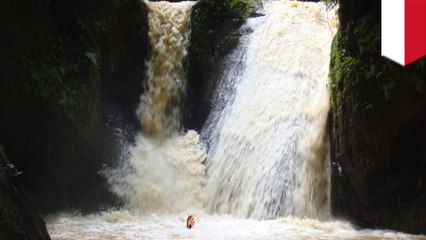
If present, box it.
[230,0,256,21]
[329,15,425,121]
[186,0,258,129]
[0,0,103,121]
[191,0,253,64]
[7,40,99,120]
[329,2,426,233]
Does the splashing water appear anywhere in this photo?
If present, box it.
[110,130,206,213]
[107,0,206,214]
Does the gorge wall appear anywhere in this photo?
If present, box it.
[0,0,149,213]
[330,0,426,234]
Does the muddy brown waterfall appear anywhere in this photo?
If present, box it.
[108,1,207,214]
[138,1,193,140]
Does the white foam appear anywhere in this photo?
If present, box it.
[203,0,338,219]
[47,212,426,240]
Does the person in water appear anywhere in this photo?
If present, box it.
[186,215,195,229]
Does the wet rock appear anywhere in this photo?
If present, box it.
[0,146,51,240]
[329,1,426,234]
[248,0,266,18]
[185,0,251,130]
[0,0,148,214]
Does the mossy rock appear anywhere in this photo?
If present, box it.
[329,13,426,234]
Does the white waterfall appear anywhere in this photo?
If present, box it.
[203,0,338,219]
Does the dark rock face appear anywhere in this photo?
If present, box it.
[0,147,51,240]
[330,0,426,234]
[0,0,148,214]
[98,1,149,128]
[185,0,261,130]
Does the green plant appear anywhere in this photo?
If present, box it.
[229,0,252,21]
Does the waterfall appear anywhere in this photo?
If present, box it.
[108,0,337,218]
[108,1,207,214]
[203,0,338,219]
[138,1,192,140]
[46,1,426,239]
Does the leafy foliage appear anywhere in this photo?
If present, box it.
[6,39,99,120]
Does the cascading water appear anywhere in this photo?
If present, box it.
[203,0,336,219]
[46,1,426,239]
[108,0,206,214]
[138,1,192,139]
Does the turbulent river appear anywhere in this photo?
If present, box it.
[46,0,426,239]
[46,211,425,240]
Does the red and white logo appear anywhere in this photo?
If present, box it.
[382,0,426,66]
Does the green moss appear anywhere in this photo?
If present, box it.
[329,28,360,120]
[230,0,256,21]
[329,15,426,121]
[3,35,98,121]
[0,0,124,122]
[190,0,253,70]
